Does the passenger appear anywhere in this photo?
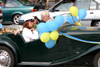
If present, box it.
[40,10,53,23]
[14,11,52,35]
[0,2,5,8]
[32,16,40,28]
[14,16,39,35]
[22,19,39,42]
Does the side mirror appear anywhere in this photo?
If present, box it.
[94,0,100,4]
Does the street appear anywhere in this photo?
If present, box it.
[16,65,93,67]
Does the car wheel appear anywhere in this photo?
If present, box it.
[94,52,100,67]
[0,46,15,67]
[13,14,21,25]
[92,21,100,27]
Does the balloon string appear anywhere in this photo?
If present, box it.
[70,14,76,24]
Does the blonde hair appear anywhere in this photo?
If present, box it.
[41,11,49,18]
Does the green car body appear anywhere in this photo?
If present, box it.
[1,0,44,24]
[0,25,100,67]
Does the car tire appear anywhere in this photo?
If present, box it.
[94,52,100,67]
[92,21,100,27]
[0,45,15,67]
[13,14,21,25]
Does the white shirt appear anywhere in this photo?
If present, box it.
[22,28,39,42]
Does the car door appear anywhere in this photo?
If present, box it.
[95,2,100,19]
[2,0,20,21]
[25,38,72,62]
[0,0,3,22]
[75,0,97,26]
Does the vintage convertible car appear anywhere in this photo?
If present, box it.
[0,24,100,67]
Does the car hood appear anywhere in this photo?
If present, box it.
[20,10,70,22]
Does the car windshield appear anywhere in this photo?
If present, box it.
[49,0,75,12]
[18,0,35,6]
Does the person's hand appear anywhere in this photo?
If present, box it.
[30,28,35,31]
[14,30,21,35]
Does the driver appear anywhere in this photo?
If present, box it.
[40,10,53,23]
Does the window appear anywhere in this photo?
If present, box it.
[98,2,100,9]
[54,2,74,11]
[18,0,35,6]
[90,0,97,10]
[5,1,19,7]
[76,0,91,10]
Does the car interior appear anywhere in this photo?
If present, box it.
[58,24,100,32]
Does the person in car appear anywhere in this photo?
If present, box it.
[14,16,39,35]
[0,2,5,8]
[40,10,53,23]
[22,19,39,42]
[14,11,52,35]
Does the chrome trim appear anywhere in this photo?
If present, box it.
[18,62,51,66]
[0,50,11,67]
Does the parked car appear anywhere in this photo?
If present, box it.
[1,24,100,67]
[1,0,45,24]
[19,0,100,27]
[0,0,3,20]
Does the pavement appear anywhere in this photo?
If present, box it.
[16,65,93,67]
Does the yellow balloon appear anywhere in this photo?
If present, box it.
[40,33,50,43]
[50,31,59,40]
[70,6,78,17]
[76,22,81,27]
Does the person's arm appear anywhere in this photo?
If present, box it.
[14,27,23,35]
[14,30,21,35]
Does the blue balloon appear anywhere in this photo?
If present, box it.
[45,39,55,49]
[55,15,64,28]
[64,16,69,22]
[39,32,49,38]
[39,32,42,38]
[73,16,78,22]
[46,21,57,31]
[37,23,49,33]
[67,15,74,24]
[78,9,87,20]
[66,15,78,24]
[0,23,3,29]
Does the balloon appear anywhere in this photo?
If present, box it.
[40,33,50,43]
[65,15,78,24]
[78,9,87,20]
[37,23,49,33]
[67,15,74,24]
[76,22,81,27]
[50,31,59,40]
[73,16,78,22]
[55,15,64,28]
[78,27,87,30]
[0,23,3,29]
[46,21,57,31]
[45,39,55,49]
[70,6,78,17]
[39,32,42,38]
[64,16,69,22]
